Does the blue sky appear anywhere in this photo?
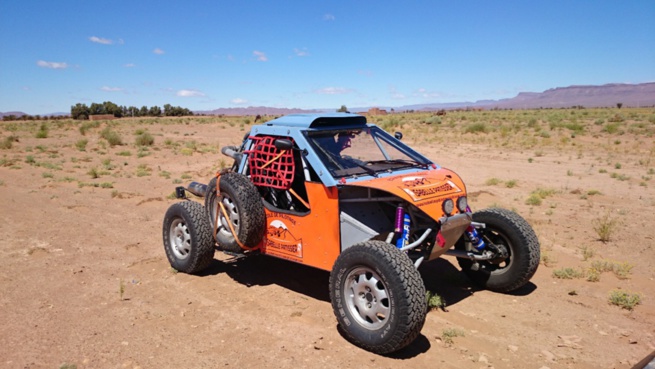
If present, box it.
[1,1,653,115]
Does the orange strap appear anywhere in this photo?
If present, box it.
[259,149,311,210]
[287,188,311,210]
[260,150,285,170]
[213,173,258,251]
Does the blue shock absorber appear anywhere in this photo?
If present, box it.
[396,213,411,248]
[466,225,485,250]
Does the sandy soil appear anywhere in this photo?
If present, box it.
[0,115,653,369]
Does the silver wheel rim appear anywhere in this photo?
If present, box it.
[169,218,191,260]
[211,194,240,238]
[344,266,390,330]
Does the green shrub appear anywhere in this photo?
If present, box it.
[87,167,100,179]
[552,267,585,279]
[100,127,123,146]
[35,123,48,138]
[79,121,99,135]
[1,135,18,149]
[441,328,465,345]
[608,290,641,310]
[593,213,619,242]
[603,122,620,134]
[136,164,151,177]
[75,139,88,151]
[464,122,488,134]
[426,291,446,310]
[525,194,542,206]
[135,132,155,146]
[485,177,502,186]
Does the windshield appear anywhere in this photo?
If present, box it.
[305,126,430,178]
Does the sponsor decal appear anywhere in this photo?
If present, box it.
[399,176,461,202]
[265,219,303,258]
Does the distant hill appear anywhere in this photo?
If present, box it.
[491,83,655,109]
[385,82,655,112]
[0,111,27,119]
[4,82,653,118]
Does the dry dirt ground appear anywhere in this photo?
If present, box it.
[0,114,653,369]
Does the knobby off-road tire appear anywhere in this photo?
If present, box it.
[163,200,215,274]
[456,208,540,292]
[329,241,427,354]
[205,173,266,253]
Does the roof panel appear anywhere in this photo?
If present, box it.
[264,113,367,129]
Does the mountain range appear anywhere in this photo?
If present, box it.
[378,82,655,112]
[2,82,653,118]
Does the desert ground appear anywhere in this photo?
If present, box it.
[1,109,654,369]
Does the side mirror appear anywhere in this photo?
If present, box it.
[394,132,403,140]
[274,138,294,151]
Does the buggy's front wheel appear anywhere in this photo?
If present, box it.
[456,208,540,292]
[329,241,427,354]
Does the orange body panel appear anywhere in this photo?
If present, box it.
[258,182,341,271]
[347,168,468,220]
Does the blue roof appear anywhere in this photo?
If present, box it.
[264,113,367,129]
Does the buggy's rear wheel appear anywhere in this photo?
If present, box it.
[329,241,427,354]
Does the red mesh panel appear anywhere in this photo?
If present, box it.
[246,136,295,190]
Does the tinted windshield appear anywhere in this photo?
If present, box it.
[305,126,430,178]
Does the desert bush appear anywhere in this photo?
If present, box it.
[87,167,100,179]
[485,177,502,186]
[1,135,18,149]
[526,187,556,206]
[608,290,641,310]
[379,116,401,132]
[593,212,619,242]
[552,267,585,279]
[526,194,542,206]
[426,291,446,310]
[35,122,49,138]
[441,328,465,345]
[464,122,489,134]
[607,114,625,123]
[603,122,620,134]
[136,164,151,177]
[580,245,595,261]
[75,139,88,151]
[79,121,100,135]
[100,127,123,146]
[135,132,155,146]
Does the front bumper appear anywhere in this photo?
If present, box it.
[428,213,472,261]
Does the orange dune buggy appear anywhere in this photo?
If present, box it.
[162,113,540,354]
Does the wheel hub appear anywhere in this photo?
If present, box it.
[169,219,191,260]
[344,267,390,330]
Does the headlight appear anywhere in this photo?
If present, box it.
[456,196,468,212]
[442,199,454,215]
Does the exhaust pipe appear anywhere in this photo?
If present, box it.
[186,181,208,198]
[221,145,243,162]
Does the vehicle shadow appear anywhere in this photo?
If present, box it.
[419,257,538,306]
[199,252,536,359]
[418,258,480,307]
[200,253,331,302]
